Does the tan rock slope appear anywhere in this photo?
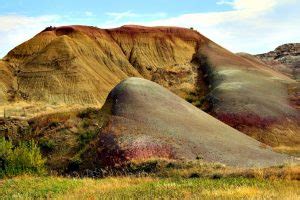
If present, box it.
[0,25,299,147]
[0,60,15,104]
[1,25,204,105]
[82,78,291,167]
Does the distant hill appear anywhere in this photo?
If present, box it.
[0,25,299,148]
[256,43,300,80]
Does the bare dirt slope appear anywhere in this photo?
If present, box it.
[83,77,291,167]
[0,60,15,104]
[199,43,300,147]
[0,25,299,147]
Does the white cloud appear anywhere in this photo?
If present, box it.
[216,0,233,6]
[126,0,300,54]
[144,0,290,26]
[85,11,94,17]
[231,0,278,11]
[0,15,59,31]
[0,15,60,57]
[218,0,293,11]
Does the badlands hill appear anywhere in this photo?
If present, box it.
[81,78,290,168]
[1,25,205,105]
[0,25,299,148]
[0,78,294,172]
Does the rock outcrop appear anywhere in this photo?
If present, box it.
[256,43,300,80]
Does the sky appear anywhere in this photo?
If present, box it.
[0,0,299,57]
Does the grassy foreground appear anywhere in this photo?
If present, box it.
[0,175,299,199]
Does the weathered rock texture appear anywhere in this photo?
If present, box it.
[81,78,291,167]
[1,25,206,105]
[0,25,299,147]
[256,43,300,80]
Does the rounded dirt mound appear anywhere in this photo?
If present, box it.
[86,77,293,168]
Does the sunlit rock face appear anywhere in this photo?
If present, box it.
[0,25,299,147]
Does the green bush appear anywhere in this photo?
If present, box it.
[39,138,55,153]
[80,118,91,129]
[78,130,97,147]
[0,137,45,177]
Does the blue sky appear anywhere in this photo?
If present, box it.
[0,1,232,17]
[0,0,299,57]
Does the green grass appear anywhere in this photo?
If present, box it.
[0,175,299,199]
[0,176,80,199]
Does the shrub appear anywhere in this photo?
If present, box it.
[0,137,45,177]
[81,118,91,129]
[127,160,160,174]
[77,108,98,119]
[67,157,82,172]
[78,130,97,147]
[39,138,56,153]
[49,121,60,128]
[185,96,194,103]
[0,138,13,170]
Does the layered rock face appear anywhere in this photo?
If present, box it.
[0,25,299,147]
[1,25,205,105]
[256,43,300,80]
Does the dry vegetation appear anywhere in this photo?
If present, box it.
[273,146,300,157]
[0,161,299,200]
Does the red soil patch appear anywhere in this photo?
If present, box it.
[108,25,208,42]
[125,143,174,161]
[289,92,300,109]
[55,26,76,36]
[41,25,208,44]
[215,112,278,129]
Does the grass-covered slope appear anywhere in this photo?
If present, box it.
[81,77,291,167]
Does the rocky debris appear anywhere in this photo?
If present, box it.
[256,43,300,79]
